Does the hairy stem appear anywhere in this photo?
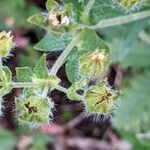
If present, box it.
[90,10,150,29]
[12,82,68,94]
[42,86,49,97]
[12,82,34,88]
[82,0,95,19]
[49,33,81,76]
[56,85,67,93]
[139,30,150,45]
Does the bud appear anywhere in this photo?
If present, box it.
[45,3,73,34]
[0,66,12,97]
[79,49,110,77]
[47,13,71,28]
[84,81,121,114]
[15,93,54,128]
[48,13,60,27]
[0,31,14,57]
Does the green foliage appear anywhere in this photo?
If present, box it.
[34,32,71,52]
[0,0,40,29]
[16,67,33,82]
[17,47,40,67]
[90,0,122,24]
[27,14,47,28]
[118,130,150,150]
[33,54,48,79]
[0,127,52,150]
[31,133,52,150]
[113,0,144,12]
[101,19,150,67]
[0,127,16,150]
[46,0,58,12]
[113,71,150,132]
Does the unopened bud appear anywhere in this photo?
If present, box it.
[0,31,14,57]
[79,49,110,77]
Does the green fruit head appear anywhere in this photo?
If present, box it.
[15,92,54,128]
[84,81,121,114]
[79,49,110,78]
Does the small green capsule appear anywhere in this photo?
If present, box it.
[79,49,110,78]
[15,93,54,128]
[0,31,14,57]
[84,81,121,114]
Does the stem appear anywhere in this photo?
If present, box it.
[49,33,81,75]
[12,82,34,88]
[12,82,68,94]
[82,0,95,18]
[90,10,150,29]
[139,30,150,45]
[55,85,67,93]
[42,86,49,97]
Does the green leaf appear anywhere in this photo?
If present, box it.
[78,28,109,54]
[113,71,150,132]
[109,39,150,68]
[0,0,40,28]
[34,32,71,52]
[46,0,58,12]
[0,127,16,150]
[64,0,85,21]
[27,14,46,28]
[119,130,150,150]
[66,50,81,83]
[31,133,52,150]
[33,54,48,79]
[100,19,148,67]
[90,0,122,25]
[16,67,33,82]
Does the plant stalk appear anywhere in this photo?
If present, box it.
[90,10,150,29]
[82,0,95,19]
[49,32,81,76]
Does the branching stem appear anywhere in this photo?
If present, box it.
[90,10,150,29]
[49,32,81,76]
[12,82,68,94]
